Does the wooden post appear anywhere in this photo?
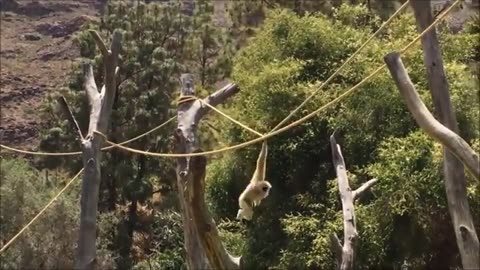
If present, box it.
[175,74,241,269]
[59,30,122,270]
[329,134,378,270]
[409,1,480,268]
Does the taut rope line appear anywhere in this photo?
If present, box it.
[95,0,460,157]
[0,168,84,254]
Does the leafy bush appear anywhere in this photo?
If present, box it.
[0,157,116,269]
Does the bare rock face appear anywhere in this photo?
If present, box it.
[0,0,19,12]
[18,1,54,17]
[35,16,90,38]
[0,0,53,17]
[0,125,38,145]
[24,33,42,41]
[0,0,79,17]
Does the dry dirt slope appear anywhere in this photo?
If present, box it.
[0,0,102,148]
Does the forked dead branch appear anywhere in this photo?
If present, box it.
[59,29,123,270]
[175,74,241,269]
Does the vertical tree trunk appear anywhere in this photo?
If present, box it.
[409,1,480,268]
[175,74,241,269]
[72,30,123,270]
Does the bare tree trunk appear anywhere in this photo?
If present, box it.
[409,1,480,268]
[175,74,241,270]
[59,30,122,270]
[384,52,480,269]
[329,134,378,270]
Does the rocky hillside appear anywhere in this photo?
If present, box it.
[0,0,102,148]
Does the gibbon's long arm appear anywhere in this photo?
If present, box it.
[251,141,268,183]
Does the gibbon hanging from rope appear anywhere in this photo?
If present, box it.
[237,141,272,221]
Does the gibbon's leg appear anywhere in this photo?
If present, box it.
[241,218,250,225]
[237,207,253,221]
[237,197,254,220]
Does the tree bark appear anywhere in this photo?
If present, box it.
[384,52,480,268]
[329,134,377,270]
[384,53,480,180]
[175,74,241,270]
[73,30,122,270]
[409,1,480,268]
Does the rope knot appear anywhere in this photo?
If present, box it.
[177,95,198,106]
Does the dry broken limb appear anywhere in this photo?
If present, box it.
[175,74,241,270]
[384,53,480,180]
[329,134,378,270]
[384,51,480,268]
[409,1,480,268]
[59,29,122,270]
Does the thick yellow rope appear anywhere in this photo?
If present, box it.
[0,144,83,156]
[199,100,265,137]
[270,0,410,132]
[0,168,84,254]
[0,116,177,156]
[177,1,410,139]
[95,0,460,158]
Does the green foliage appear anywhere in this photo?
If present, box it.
[0,158,103,269]
[133,210,185,270]
[207,4,479,269]
[217,220,247,256]
[363,132,449,268]
[188,0,234,87]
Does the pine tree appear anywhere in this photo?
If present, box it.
[39,0,233,267]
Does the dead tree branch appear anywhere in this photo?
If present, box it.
[352,178,378,201]
[57,96,84,141]
[384,53,480,180]
[73,29,122,270]
[329,233,343,267]
[329,134,377,270]
[175,74,240,270]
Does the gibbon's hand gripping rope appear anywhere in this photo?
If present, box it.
[94,0,460,158]
[0,168,84,254]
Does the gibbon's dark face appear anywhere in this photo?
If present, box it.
[258,181,272,196]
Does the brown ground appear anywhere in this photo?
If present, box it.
[0,0,102,148]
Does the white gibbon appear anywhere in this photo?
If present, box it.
[237,141,272,221]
